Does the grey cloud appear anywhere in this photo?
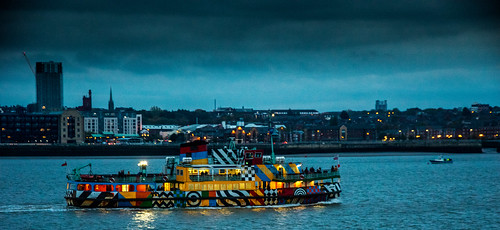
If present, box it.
[1,0,499,110]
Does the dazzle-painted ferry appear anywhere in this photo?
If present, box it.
[64,140,341,208]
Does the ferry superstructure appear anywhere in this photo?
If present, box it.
[65,140,341,208]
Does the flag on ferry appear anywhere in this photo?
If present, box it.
[61,161,67,166]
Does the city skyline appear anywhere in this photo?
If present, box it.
[1,1,499,112]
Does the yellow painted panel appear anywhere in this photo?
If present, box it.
[246,183,253,190]
[201,199,209,207]
[120,192,136,199]
[192,159,208,165]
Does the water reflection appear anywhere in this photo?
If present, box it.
[131,210,156,229]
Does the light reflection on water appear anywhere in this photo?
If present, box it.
[132,210,156,229]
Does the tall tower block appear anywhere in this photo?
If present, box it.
[35,61,63,112]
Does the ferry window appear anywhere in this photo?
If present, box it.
[246,183,252,190]
[219,169,226,174]
[119,184,134,192]
[77,184,85,191]
[179,184,185,190]
[164,183,170,191]
[180,170,183,176]
[195,184,200,190]
[208,184,213,190]
[227,184,232,190]
[94,184,107,192]
[270,182,277,189]
[202,184,207,191]
[214,184,220,190]
[137,184,148,192]
[256,152,262,158]
[176,169,179,175]
[220,184,226,190]
[188,184,194,190]
[84,184,92,191]
[240,183,245,189]
[277,182,283,189]
[69,183,77,190]
[107,184,114,191]
[246,152,253,158]
[293,181,299,188]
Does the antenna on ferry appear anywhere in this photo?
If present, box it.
[269,111,276,164]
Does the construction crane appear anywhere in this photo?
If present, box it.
[23,51,36,76]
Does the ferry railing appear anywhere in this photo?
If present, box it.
[189,174,242,182]
[68,174,175,183]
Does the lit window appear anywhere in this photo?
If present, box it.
[137,184,148,192]
[94,184,111,192]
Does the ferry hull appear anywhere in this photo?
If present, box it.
[65,183,341,208]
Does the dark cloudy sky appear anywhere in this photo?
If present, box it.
[1,1,499,112]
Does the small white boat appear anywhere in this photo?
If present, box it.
[429,155,453,164]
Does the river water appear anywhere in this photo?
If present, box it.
[1,152,499,229]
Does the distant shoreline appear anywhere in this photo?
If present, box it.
[0,140,492,157]
[0,151,496,159]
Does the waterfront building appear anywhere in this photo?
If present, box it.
[36,61,63,112]
[59,109,84,144]
[270,109,320,117]
[0,111,59,143]
[81,108,142,135]
[103,117,118,134]
[376,100,387,111]
[142,125,180,139]
[0,108,83,144]
[123,116,138,135]
[84,117,99,133]
[471,103,490,113]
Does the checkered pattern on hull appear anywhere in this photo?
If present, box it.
[241,166,256,181]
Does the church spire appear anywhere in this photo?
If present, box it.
[108,87,114,111]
